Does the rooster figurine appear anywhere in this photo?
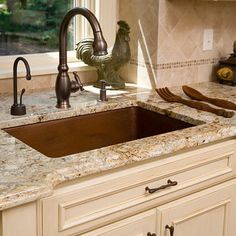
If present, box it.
[76,20,131,89]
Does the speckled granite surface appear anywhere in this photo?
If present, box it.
[0,82,236,211]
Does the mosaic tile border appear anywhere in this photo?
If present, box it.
[130,57,225,70]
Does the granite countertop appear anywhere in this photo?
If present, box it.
[0,82,236,211]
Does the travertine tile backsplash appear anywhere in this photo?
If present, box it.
[119,0,236,88]
[158,0,236,62]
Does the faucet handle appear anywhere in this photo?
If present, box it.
[71,71,84,93]
[11,88,26,116]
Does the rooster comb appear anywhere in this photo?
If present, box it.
[117,20,130,32]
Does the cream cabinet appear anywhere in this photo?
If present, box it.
[157,179,236,236]
[1,139,236,236]
[41,139,236,236]
[82,179,236,236]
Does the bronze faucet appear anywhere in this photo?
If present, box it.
[56,7,108,108]
[11,57,31,116]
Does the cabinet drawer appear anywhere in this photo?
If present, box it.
[42,140,236,236]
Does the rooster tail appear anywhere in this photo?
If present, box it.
[76,38,112,66]
[76,38,94,65]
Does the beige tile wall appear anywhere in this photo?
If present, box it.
[119,0,236,88]
[119,0,159,64]
[158,0,236,62]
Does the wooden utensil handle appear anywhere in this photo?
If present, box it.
[180,99,234,118]
[207,98,236,111]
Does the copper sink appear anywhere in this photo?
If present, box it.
[3,107,194,158]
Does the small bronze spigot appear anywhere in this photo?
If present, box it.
[99,80,108,102]
[11,57,31,116]
[56,7,108,108]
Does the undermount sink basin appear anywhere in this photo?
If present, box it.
[4,107,194,158]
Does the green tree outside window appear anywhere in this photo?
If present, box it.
[0,0,74,55]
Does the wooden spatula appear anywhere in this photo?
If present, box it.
[182,85,236,111]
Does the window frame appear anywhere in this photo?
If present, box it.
[0,0,118,79]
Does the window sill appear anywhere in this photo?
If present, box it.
[0,52,95,80]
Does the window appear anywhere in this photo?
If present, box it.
[0,0,118,78]
[0,0,75,55]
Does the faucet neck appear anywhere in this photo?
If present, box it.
[58,7,107,68]
[13,57,31,105]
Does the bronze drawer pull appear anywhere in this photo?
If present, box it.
[145,179,178,194]
[147,233,156,236]
[165,225,174,236]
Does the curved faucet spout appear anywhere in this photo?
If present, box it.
[13,57,31,105]
[11,56,31,116]
[56,7,108,108]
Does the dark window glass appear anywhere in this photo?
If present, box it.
[0,0,74,55]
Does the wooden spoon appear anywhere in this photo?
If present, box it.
[182,85,236,111]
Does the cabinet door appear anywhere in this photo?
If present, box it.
[81,209,156,236]
[157,179,236,236]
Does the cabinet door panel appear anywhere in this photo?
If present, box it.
[157,179,236,236]
[81,209,156,236]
